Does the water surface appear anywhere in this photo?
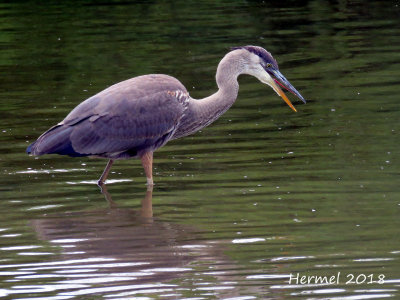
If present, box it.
[1,1,400,299]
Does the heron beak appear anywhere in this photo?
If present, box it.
[267,69,306,113]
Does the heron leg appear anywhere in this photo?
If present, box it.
[140,151,154,186]
[97,159,114,186]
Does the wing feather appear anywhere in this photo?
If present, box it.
[65,75,187,156]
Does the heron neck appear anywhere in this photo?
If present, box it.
[173,51,244,139]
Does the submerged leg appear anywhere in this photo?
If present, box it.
[140,151,154,186]
[97,159,114,186]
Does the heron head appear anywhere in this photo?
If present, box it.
[232,46,306,112]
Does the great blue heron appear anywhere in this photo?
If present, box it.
[27,46,306,186]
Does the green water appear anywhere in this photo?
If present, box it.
[1,1,400,299]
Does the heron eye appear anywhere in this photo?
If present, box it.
[266,63,273,68]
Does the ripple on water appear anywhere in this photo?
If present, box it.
[1,1,400,299]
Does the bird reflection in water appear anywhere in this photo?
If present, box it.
[99,183,153,219]
[29,187,242,298]
[31,187,191,267]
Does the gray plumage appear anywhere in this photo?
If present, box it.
[29,75,187,159]
[27,46,305,186]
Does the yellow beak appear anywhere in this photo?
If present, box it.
[270,80,297,112]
